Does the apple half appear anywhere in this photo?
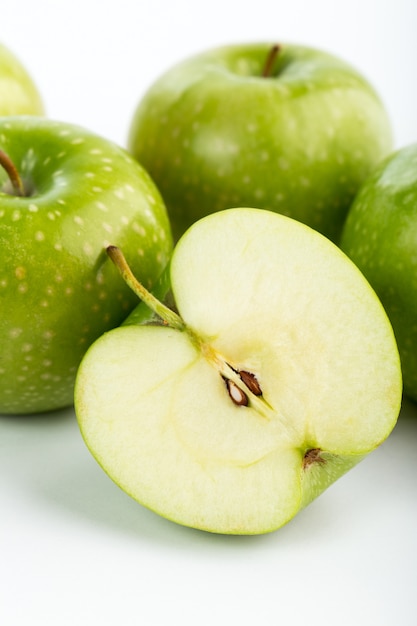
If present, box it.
[75,208,402,534]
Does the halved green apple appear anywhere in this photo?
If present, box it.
[75,208,402,535]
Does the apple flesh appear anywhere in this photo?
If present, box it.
[75,208,401,534]
[341,144,417,403]
[0,43,44,115]
[0,116,172,414]
[128,43,392,242]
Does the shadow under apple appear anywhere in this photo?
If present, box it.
[2,404,405,552]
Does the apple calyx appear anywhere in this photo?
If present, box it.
[0,149,26,196]
[107,245,269,413]
[262,44,281,77]
[302,448,326,470]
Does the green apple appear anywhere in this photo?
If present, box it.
[75,208,401,535]
[0,116,173,415]
[0,43,44,116]
[341,143,417,403]
[128,42,392,242]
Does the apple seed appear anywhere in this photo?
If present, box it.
[238,370,263,396]
[224,377,249,407]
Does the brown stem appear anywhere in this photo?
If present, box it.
[262,44,281,78]
[0,150,25,196]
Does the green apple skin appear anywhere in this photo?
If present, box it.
[0,44,44,116]
[0,116,173,415]
[128,42,392,242]
[341,144,417,403]
[75,208,402,535]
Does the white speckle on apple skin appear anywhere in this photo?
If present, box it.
[34,231,45,241]
[132,222,146,237]
[96,201,108,212]
[71,137,85,145]
[9,328,23,338]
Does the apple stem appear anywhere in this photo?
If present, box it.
[106,245,186,331]
[262,44,280,78]
[0,150,25,196]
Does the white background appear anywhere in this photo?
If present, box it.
[1,1,417,625]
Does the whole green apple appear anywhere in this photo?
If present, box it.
[75,208,401,535]
[341,143,417,403]
[128,42,392,242]
[0,43,44,116]
[0,116,173,414]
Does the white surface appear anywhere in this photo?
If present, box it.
[1,1,417,625]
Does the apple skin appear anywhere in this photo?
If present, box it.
[340,144,417,403]
[0,116,173,415]
[0,43,44,116]
[128,42,392,242]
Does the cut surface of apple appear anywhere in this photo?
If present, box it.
[75,208,402,534]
